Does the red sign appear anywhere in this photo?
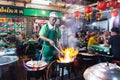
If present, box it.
[35,19,47,24]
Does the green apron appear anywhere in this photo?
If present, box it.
[43,27,58,61]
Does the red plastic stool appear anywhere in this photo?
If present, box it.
[112,60,120,66]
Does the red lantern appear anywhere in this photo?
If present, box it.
[95,13,102,20]
[115,2,120,8]
[97,1,107,11]
[84,6,93,14]
[118,3,120,8]
[106,1,111,8]
[110,0,117,8]
[73,11,80,18]
[110,10,119,17]
[114,2,120,8]
[84,6,93,21]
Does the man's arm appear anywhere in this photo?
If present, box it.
[39,24,55,46]
[39,35,54,46]
[104,38,110,47]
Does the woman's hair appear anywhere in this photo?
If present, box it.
[111,27,120,34]
[75,31,81,38]
[91,31,98,36]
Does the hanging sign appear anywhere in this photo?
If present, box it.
[0,5,24,15]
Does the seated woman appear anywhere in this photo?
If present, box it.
[99,30,110,44]
[75,31,85,48]
[75,31,84,42]
[85,31,91,42]
[87,31,100,49]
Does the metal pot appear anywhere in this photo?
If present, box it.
[84,62,120,80]
[0,56,18,78]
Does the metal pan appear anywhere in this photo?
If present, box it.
[25,60,47,68]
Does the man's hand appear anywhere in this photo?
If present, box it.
[40,35,55,46]
[49,39,55,46]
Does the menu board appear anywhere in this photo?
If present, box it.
[0,17,25,35]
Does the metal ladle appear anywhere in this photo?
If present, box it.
[53,45,64,56]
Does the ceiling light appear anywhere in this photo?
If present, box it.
[31,0,52,5]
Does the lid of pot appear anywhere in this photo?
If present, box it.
[84,62,120,80]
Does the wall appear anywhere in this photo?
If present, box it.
[92,20,108,31]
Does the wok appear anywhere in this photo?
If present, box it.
[25,60,47,69]
[24,39,38,44]
[79,52,97,56]
[84,62,120,80]
[78,52,98,61]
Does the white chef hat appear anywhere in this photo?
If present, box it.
[49,12,58,18]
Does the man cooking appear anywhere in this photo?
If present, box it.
[39,12,61,63]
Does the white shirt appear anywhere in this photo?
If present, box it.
[47,22,55,30]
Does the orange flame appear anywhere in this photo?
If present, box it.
[58,47,78,63]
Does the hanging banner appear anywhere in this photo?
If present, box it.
[24,8,63,18]
[0,5,24,15]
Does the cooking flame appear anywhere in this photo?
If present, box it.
[58,47,78,63]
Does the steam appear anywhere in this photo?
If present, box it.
[61,17,80,50]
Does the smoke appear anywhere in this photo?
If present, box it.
[61,17,80,50]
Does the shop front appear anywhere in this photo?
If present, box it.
[23,8,62,35]
[0,4,63,36]
[0,5,25,36]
